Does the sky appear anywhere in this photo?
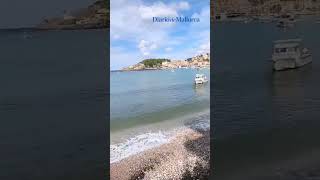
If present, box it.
[0,0,95,28]
[110,0,210,70]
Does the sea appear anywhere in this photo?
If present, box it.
[213,17,320,179]
[110,68,210,163]
[0,29,107,180]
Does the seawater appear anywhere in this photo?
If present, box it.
[213,17,320,179]
[110,68,210,163]
[0,30,106,179]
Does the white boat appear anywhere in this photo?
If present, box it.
[243,18,253,24]
[194,74,208,84]
[272,39,312,71]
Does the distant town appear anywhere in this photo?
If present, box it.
[37,0,108,30]
[122,53,210,71]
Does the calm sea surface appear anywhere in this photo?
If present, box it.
[111,69,210,131]
[0,30,107,180]
[110,68,210,162]
[213,18,320,179]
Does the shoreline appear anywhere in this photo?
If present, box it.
[0,27,108,32]
[111,67,210,73]
[212,14,320,24]
[110,109,210,162]
[110,128,210,180]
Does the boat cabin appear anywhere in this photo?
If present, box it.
[194,74,208,84]
[272,39,303,60]
[195,74,205,79]
[271,39,312,71]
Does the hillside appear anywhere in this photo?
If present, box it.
[37,0,109,30]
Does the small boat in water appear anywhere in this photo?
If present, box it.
[22,32,32,39]
[276,19,295,28]
[276,14,296,28]
[194,74,208,84]
[272,39,312,71]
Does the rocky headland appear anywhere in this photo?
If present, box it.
[36,0,108,30]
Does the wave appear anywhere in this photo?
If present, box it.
[110,131,172,163]
[110,110,209,163]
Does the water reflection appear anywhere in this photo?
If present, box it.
[194,83,208,96]
[271,65,312,98]
[270,64,313,127]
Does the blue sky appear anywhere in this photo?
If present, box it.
[110,0,210,70]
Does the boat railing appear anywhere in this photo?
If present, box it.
[272,52,299,61]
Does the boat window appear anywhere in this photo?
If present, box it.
[275,48,287,53]
[288,47,296,52]
[280,48,287,53]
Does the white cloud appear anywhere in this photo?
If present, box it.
[112,34,120,39]
[111,0,190,57]
[177,2,190,10]
[138,40,158,56]
[111,0,190,42]
[111,46,141,70]
[165,47,173,52]
[139,2,179,20]
[111,0,210,69]
[197,41,210,54]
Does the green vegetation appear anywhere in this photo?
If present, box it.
[141,59,171,68]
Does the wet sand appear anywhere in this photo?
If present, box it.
[110,128,210,180]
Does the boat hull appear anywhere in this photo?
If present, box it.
[273,55,312,71]
[195,80,208,84]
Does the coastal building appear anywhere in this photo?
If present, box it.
[192,53,210,61]
[162,60,189,69]
[123,53,210,71]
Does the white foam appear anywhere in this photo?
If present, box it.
[189,120,210,130]
[110,130,174,163]
[110,112,210,164]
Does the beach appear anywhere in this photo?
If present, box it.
[111,128,210,180]
[110,68,210,179]
[110,69,210,150]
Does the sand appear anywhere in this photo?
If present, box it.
[110,128,210,180]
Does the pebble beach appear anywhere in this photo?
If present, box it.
[110,128,210,180]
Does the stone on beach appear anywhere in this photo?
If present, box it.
[110,128,210,180]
